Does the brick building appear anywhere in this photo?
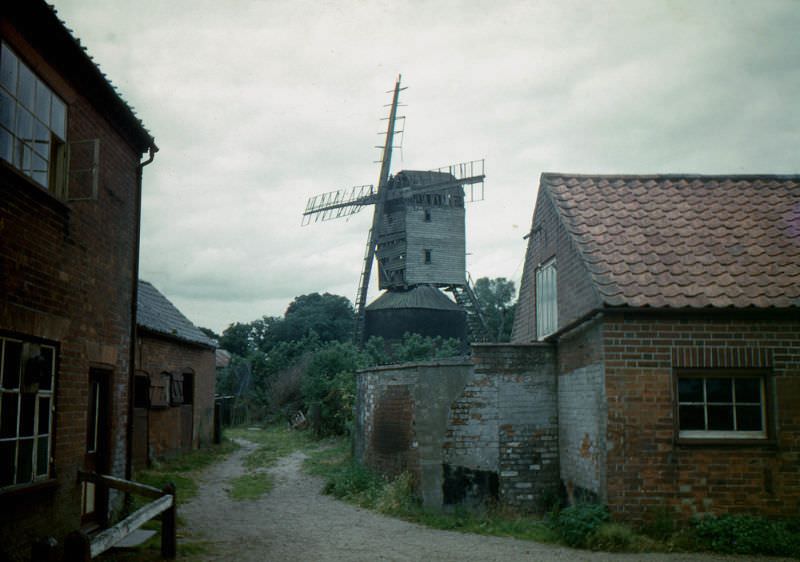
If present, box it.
[356,173,799,523]
[512,174,800,521]
[0,2,156,559]
[134,280,216,467]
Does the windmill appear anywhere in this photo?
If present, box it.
[301,76,488,345]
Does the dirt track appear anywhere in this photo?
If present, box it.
[180,439,783,561]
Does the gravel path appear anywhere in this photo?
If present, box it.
[180,439,784,561]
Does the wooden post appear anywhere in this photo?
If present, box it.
[213,401,222,444]
[62,531,90,562]
[161,482,177,559]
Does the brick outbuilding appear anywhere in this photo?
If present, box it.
[134,280,216,467]
[512,173,800,521]
[0,1,157,559]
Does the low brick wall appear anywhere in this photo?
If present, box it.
[355,344,558,511]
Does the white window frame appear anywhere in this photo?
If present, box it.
[676,373,768,440]
[535,258,557,340]
[0,336,56,489]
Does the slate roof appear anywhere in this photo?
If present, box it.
[542,174,800,309]
[137,281,215,348]
[367,285,462,311]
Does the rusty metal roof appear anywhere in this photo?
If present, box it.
[542,173,800,309]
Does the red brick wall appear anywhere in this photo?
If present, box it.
[0,24,145,560]
[136,332,215,460]
[602,311,800,521]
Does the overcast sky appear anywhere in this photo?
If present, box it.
[51,0,800,333]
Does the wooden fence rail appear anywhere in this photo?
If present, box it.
[61,472,177,561]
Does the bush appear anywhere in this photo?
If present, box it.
[551,503,610,548]
[692,514,800,557]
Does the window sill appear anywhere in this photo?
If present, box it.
[0,478,58,499]
[675,437,777,448]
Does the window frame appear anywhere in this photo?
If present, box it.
[535,258,557,340]
[673,369,773,445]
[0,40,68,195]
[0,334,58,492]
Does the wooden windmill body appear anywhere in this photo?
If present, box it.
[302,77,488,344]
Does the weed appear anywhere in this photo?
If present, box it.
[227,425,316,470]
[691,514,800,557]
[550,503,610,547]
[228,472,274,501]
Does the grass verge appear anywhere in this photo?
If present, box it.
[303,436,558,544]
[227,425,318,470]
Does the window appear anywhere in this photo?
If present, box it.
[677,373,767,439]
[133,375,150,408]
[424,209,431,222]
[0,336,56,489]
[148,372,171,409]
[535,258,557,339]
[0,41,67,192]
[169,373,184,406]
[424,249,432,264]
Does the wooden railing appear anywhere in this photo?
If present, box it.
[62,471,176,560]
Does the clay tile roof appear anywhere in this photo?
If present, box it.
[542,173,800,310]
[137,281,216,348]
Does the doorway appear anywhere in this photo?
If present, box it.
[81,369,110,530]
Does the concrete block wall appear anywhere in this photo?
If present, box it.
[355,345,559,511]
[556,319,607,503]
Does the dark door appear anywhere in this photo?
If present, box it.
[180,373,194,451]
[132,373,150,469]
[81,369,110,530]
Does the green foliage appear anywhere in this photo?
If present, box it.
[691,514,800,556]
[301,341,364,436]
[586,522,657,552]
[550,503,611,547]
[228,472,274,501]
[473,277,516,342]
[394,332,463,362]
[197,326,220,341]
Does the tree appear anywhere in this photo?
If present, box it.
[218,322,255,356]
[473,277,517,342]
[198,326,220,341]
[269,293,354,346]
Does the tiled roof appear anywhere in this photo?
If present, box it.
[543,174,800,309]
[137,280,215,348]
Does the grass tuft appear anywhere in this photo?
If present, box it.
[228,471,274,501]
